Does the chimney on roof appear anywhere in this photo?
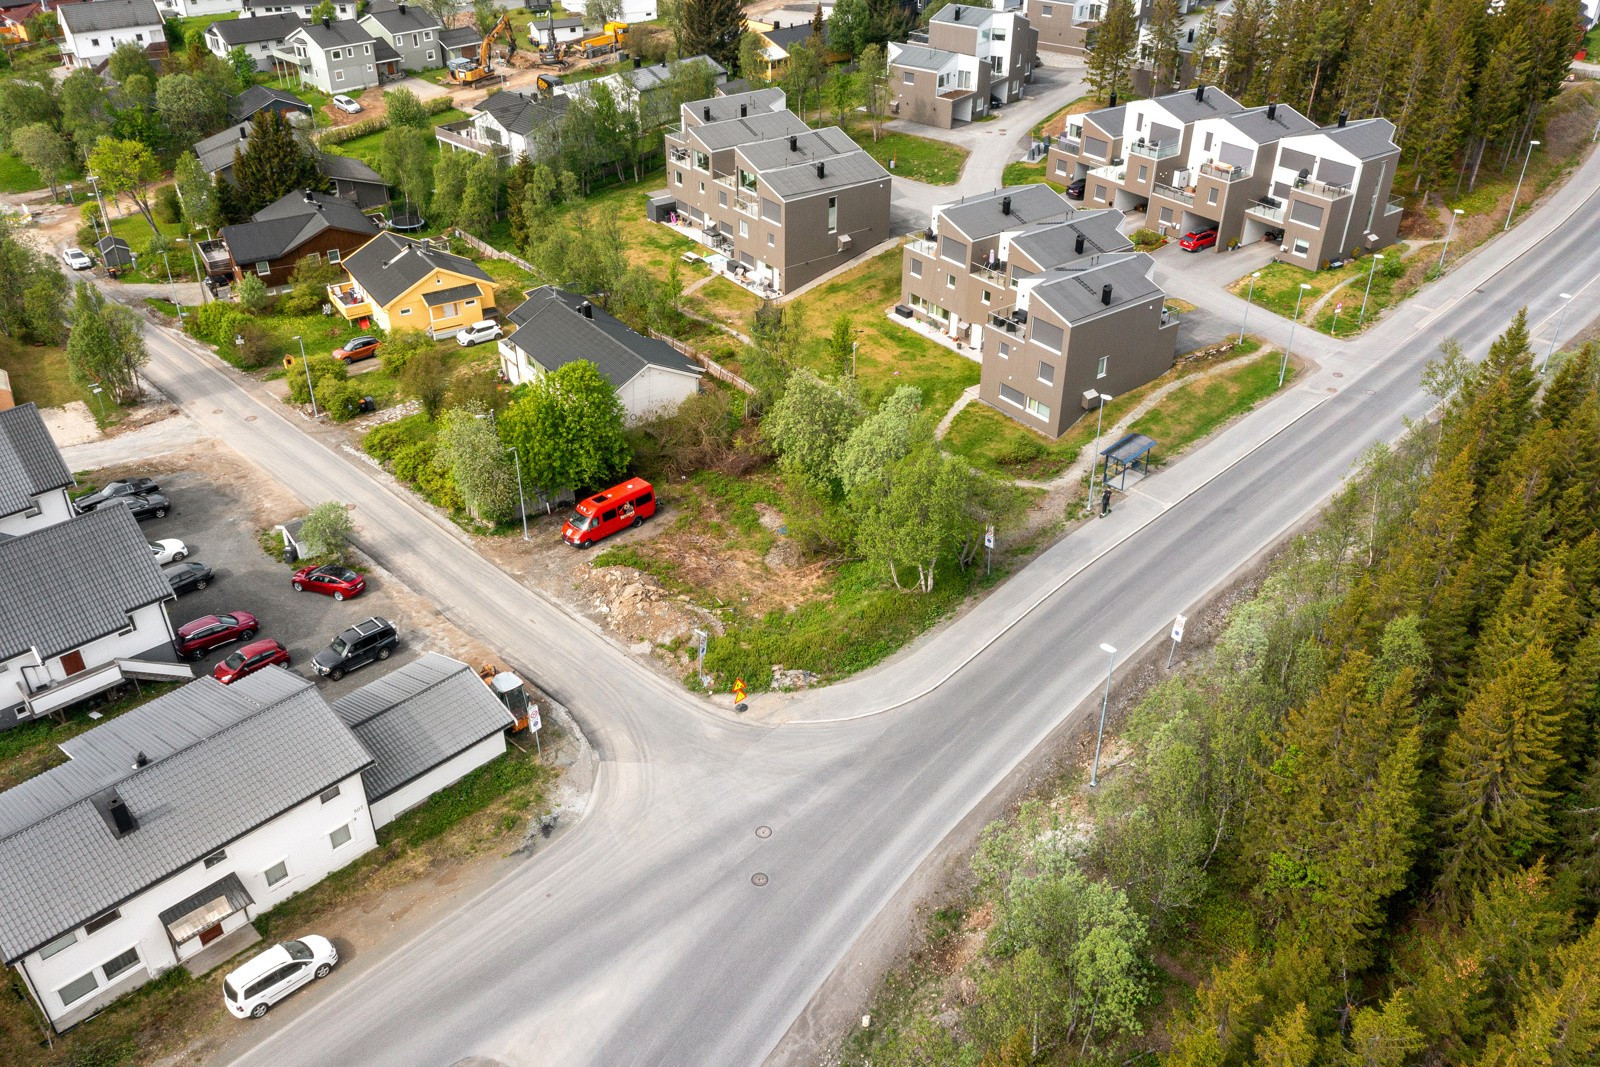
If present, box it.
[1101,283,1113,305]
[579,300,593,318]
[107,794,137,837]
[321,14,330,27]
[303,188,315,202]
[1074,233,1085,254]
[789,134,798,151]
[1195,85,1205,102]
[953,6,961,18]
[740,103,747,117]
[1266,102,1277,121]
[1001,194,1011,216]
[1108,90,1117,108]
[133,752,148,769]
[815,160,825,178]
[398,1,406,12]
[1337,110,1348,128]
[703,105,711,120]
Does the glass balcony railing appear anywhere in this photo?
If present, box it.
[1127,138,1180,161]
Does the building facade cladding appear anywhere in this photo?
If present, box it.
[1026,0,1096,54]
[18,770,375,1030]
[357,9,439,70]
[0,482,74,540]
[890,7,1037,129]
[1266,127,1402,268]
[978,283,1176,439]
[925,7,1037,103]
[285,23,379,92]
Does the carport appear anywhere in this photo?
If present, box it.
[1098,433,1156,491]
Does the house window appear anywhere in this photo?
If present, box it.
[58,972,98,1007]
[90,37,100,46]
[1160,206,1173,224]
[1025,396,1051,419]
[330,48,340,59]
[693,151,709,171]
[1207,188,1218,206]
[426,51,434,61]
[465,299,476,306]
[827,196,837,234]
[718,191,727,207]
[327,248,341,264]
[264,860,289,887]
[1096,356,1108,378]
[997,341,1010,358]
[1137,165,1147,182]
[903,71,915,84]
[699,181,705,193]
[335,70,345,82]
[1055,159,1068,175]
[1291,238,1310,257]
[993,29,1006,40]
[364,44,371,54]
[946,273,956,289]
[767,233,775,247]
[999,383,1025,407]
[675,171,683,186]
[204,849,227,868]
[910,257,922,278]
[329,824,353,849]
[319,784,341,803]
[101,948,140,982]
[1041,3,1052,14]
[1203,132,1213,151]
[982,289,992,304]
[739,219,748,237]
[1136,114,1143,131]
[255,261,270,276]
[40,932,78,960]
[83,910,120,936]
[1038,361,1054,384]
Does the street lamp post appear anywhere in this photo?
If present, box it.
[1505,139,1540,231]
[505,444,530,540]
[851,340,858,378]
[87,175,107,231]
[1280,283,1311,388]
[1089,642,1117,787]
[1438,208,1463,273]
[1542,292,1574,373]
[1358,253,1383,326]
[1238,270,1260,345]
[1085,390,1112,515]
[293,336,319,417]
[161,252,173,287]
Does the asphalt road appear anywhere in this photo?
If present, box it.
[112,142,1600,1067]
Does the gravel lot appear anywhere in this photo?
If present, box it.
[90,440,496,700]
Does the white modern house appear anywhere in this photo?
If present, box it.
[206,12,304,71]
[0,403,76,539]
[499,287,704,422]
[0,670,377,1030]
[240,0,355,19]
[56,0,165,69]
[434,87,568,161]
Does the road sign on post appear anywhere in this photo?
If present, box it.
[984,525,994,575]
[693,628,709,689]
[732,678,748,711]
[1167,614,1187,668]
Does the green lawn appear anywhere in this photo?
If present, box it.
[0,151,43,193]
[104,213,196,283]
[845,123,968,185]
[1000,158,1066,193]
[167,11,236,41]
[322,107,470,168]
[1228,244,1411,331]
[1130,353,1284,450]
[0,337,131,427]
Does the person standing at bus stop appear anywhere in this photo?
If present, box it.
[1101,487,1112,517]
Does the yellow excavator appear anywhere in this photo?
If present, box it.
[449,11,516,85]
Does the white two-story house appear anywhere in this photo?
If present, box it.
[0,506,192,726]
[0,403,76,539]
[57,0,165,69]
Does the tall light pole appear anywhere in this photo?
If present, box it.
[1085,390,1112,515]
[1541,292,1574,374]
[87,174,107,231]
[1238,270,1260,345]
[1438,208,1463,272]
[1089,642,1117,787]
[1358,253,1383,326]
[160,251,173,287]
[293,336,319,417]
[505,444,529,540]
[1280,283,1310,388]
[1505,139,1540,231]
[851,340,858,378]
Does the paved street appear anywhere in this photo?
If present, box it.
[88,107,1599,1067]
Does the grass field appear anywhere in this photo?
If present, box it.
[322,108,471,169]
[1000,158,1066,193]
[0,337,131,427]
[845,123,968,185]
[0,151,44,194]
[1229,244,1410,331]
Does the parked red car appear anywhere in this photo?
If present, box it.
[562,478,656,549]
[213,638,291,684]
[1179,228,1219,252]
[291,564,367,600]
[175,612,259,661]
[332,336,381,363]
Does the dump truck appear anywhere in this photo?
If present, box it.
[579,20,626,57]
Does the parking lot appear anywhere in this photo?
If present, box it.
[88,439,494,700]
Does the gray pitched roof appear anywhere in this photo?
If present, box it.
[1218,103,1317,144]
[736,125,890,199]
[475,88,567,138]
[1028,252,1164,325]
[1008,210,1133,271]
[504,286,702,390]
[0,403,72,520]
[0,506,173,663]
[564,55,724,102]
[1316,117,1400,160]
[220,190,378,264]
[0,671,372,962]
[438,25,480,49]
[716,77,753,96]
[292,17,375,49]
[211,12,303,47]
[930,3,994,25]
[688,109,808,151]
[937,185,1072,242]
[194,123,260,176]
[890,43,957,71]
[685,86,786,125]
[315,151,385,184]
[95,235,133,266]
[763,21,831,49]
[340,232,493,308]
[422,283,481,307]
[1081,104,1126,139]
[59,0,161,33]
[1150,85,1244,125]
[372,36,401,61]
[331,653,511,800]
[361,3,439,33]
[228,85,312,125]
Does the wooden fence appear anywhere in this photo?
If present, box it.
[648,329,756,396]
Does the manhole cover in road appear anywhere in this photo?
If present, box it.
[1327,387,1337,393]
[245,415,257,421]
[1366,390,1376,395]
[212,409,222,414]
[751,873,769,887]
[1333,372,1344,377]
[756,826,772,839]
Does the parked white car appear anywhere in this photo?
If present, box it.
[331,95,362,114]
[457,320,503,346]
[224,936,339,1019]
[63,248,93,271]
[149,538,188,565]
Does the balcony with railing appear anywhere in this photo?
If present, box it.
[327,281,372,319]
[198,239,232,274]
[1153,182,1194,204]
[1056,131,1081,154]
[1160,305,1180,330]
[1088,160,1125,183]
[434,119,506,158]
[988,310,1025,335]
[1127,138,1180,161]
[1246,199,1287,224]
[1292,176,1352,200]
[971,262,1009,287]
[906,236,937,257]
[1199,160,1250,182]
[1384,194,1404,216]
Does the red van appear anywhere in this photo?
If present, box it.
[563,478,656,548]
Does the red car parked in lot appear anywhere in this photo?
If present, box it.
[332,336,381,363]
[291,564,366,600]
[1179,228,1218,252]
[175,612,259,661]
[213,639,291,684]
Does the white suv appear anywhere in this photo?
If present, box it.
[457,320,504,346]
[223,936,338,1019]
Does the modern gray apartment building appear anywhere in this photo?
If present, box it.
[658,90,891,295]
[888,2,1037,128]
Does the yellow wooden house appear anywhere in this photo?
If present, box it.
[328,233,496,338]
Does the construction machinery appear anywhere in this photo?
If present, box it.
[478,663,537,733]
[579,20,626,58]
[535,72,564,95]
[450,11,516,85]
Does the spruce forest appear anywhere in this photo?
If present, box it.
[850,319,1600,1065]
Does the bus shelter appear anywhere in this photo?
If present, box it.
[1098,433,1157,491]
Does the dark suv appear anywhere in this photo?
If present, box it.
[312,616,397,680]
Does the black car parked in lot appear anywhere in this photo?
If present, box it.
[312,616,398,681]
[108,492,171,521]
[165,561,214,596]
[1066,178,1086,201]
[74,478,160,512]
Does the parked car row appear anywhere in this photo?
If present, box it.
[175,609,397,685]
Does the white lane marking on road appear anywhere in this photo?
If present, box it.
[1128,486,1171,507]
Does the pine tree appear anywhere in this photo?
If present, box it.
[1253,1003,1317,1067]
[1085,0,1138,102]
[230,110,324,219]
[1477,919,1600,1067]
[1341,991,1423,1067]
[678,0,744,70]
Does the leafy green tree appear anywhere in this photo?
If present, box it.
[436,406,518,522]
[784,40,821,122]
[678,0,744,70]
[155,72,228,147]
[107,41,155,85]
[0,78,59,145]
[737,31,767,84]
[1341,992,1424,1067]
[301,500,353,560]
[1253,1004,1316,1067]
[857,43,889,141]
[229,110,323,219]
[66,283,146,402]
[498,361,631,494]
[458,153,504,233]
[173,152,221,230]
[836,386,922,494]
[399,346,449,419]
[383,87,429,130]
[857,443,980,593]
[59,69,111,161]
[431,150,472,225]
[968,947,1063,1061]
[379,126,434,217]
[1085,0,1138,102]
[10,124,73,197]
[1146,0,1184,92]
[376,328,434,375]
[310,0,338,21]
[235,271,269,312]
[227,47,257,85]
[821,68,858,126]
[828,0,870,56]
[87,137,162,232]
[473,0,502,35]
[762,369,858,492]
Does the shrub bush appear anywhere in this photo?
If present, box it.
[287,354,347,404]
[363,412,435,463]
[279,256,341,316]
[1381,254,1406,279]
[189,301,247,346]
[392,439,462,510]
[377,328,433,375]
[234,322,279,368]
[154,184,182,225]
[316,376,365,421]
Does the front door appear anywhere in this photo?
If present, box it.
[60,649,86,676]
[198,923,224,947]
